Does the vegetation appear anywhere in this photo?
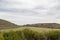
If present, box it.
[0,19,60,29]
[0,27,60,40]
[23,23,60,29]
[0,19,60,40]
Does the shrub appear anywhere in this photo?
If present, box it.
[47,30,60,40]
[2,28,60,40]
[0,32,4,40]
[34,32,47,40]
[22,28,36,40]
[3,31,22,40]
[15,31,23,40]
[22,28,47,40]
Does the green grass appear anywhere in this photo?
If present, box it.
[0,27,60,40]
[0,27,60,35]
[1,27,60,32]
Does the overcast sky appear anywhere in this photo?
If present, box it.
[0,0,60,25]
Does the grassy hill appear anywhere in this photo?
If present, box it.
[23,23,60,29]
[0,19,60,29]
[0,19,19,29]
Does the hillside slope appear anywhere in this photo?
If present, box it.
[23,23,60,29]
[0,19,60,29]
[0,19,18,29]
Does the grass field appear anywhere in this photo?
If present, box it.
[0,27,60,40]
[1,27,60,32]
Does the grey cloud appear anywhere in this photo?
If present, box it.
[56,16,60,19]
[33,6,47,10]
[0,8,38,15]
[0,0,22,8]
[0,0,57,16]
[45,0,60,18]
[0,0,60,25]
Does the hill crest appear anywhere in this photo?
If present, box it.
[0,19,18,29]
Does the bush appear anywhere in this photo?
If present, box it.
[3,31,23,40]
[34,32,47,40]
[47,30,60,40]
[1,29,60,40]
[0,32,4,40]
[22,28,36,40]
[15,31,23,40]
[22,28,47,40]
